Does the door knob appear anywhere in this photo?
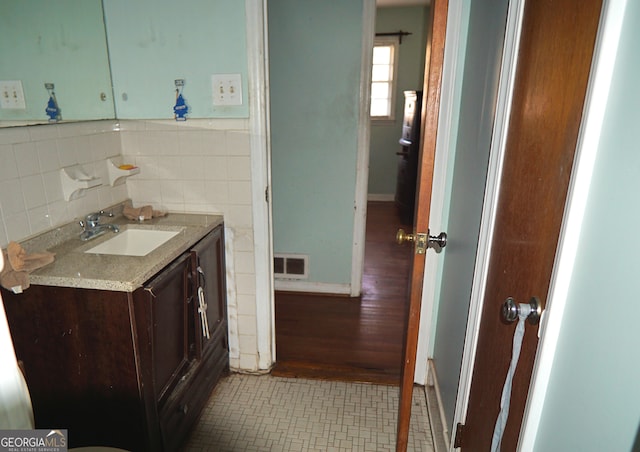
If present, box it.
[396,229,415,245]
[396,229,448,254]
[428,232,447,253]
[502,297,541,325]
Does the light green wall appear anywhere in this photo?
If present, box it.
[103,0,248,119]
[0,0,114,122]
[432,0,508,427]
[0,0,249,122]
[269,0,364,286]
[533,3,640,450]
[369,6,429,196]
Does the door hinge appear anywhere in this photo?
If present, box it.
[454,422,465,448]
[415,232,428,254]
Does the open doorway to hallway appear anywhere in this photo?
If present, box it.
[272,201,412,384]
[268,1,429,385]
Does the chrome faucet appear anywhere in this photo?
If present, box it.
[79,210,120,241]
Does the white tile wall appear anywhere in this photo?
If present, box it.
[119,119,258,372]
[0,118,260,373]
[0,120,127,247]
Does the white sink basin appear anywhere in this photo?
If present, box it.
[85,229,181,256]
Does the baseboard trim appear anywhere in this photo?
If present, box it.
[367,193,395,202]
[426,359,450,451]
[274,280,351,295]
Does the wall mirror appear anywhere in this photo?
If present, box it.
[0,0,115,127]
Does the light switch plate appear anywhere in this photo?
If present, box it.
[212,73,242,106]
[0,80,26,109]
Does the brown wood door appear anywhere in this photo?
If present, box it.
[461,0,603,450]
[396,0,448,450]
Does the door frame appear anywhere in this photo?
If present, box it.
[247,0,381,366]
[450,0,526,442]
[414,0,468,385]
[350,0,376,298]
[247,0,275,369]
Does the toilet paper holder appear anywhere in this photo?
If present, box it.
[502,297,541,325]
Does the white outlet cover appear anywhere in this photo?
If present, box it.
[211,73,242,106]
[0,80,26,109]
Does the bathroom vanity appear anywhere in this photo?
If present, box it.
[1,212,228,451]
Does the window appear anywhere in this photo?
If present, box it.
[370,38,399,120]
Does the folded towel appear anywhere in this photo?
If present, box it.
[7,241,55,273]
[123,203,167,221]
[0,250,28,292]
[1,243,54,293]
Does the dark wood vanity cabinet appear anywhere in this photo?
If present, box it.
[134,226,230,452]
[1,225,228,451]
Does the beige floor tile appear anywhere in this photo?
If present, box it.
[185,374,434,451]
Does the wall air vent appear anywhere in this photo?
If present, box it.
[274,254,308,280]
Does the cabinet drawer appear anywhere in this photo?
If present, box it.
[159,364,208,451]
[159,330,229,451]
[159,376,202,452]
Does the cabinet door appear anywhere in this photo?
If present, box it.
[143,252,192,405]
[190,225,227,357]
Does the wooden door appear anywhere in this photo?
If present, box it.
[460,0,603,449]
[396,0,448,450]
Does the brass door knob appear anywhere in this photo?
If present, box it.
[396,229,415,245]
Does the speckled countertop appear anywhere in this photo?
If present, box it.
[19,206,223,292]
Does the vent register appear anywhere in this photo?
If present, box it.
[273,254,308,280]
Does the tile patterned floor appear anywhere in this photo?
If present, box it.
[185,374,434,452]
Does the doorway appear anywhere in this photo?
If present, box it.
[272,201,411,384]
[267,1,432,381]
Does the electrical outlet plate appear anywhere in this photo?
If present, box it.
[211,73,242,106]
[0,80,26,109]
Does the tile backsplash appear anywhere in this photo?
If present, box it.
[0,120,127,246]
[119,119,258,371]
[0,118,259,372]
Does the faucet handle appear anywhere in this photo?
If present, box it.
[85,214,100,228]
[85,210,113,228]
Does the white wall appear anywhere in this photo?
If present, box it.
[530,1,640,449]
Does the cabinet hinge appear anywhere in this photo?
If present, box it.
[454,422,465,448]
[265,186,269,203]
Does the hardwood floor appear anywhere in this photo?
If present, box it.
[272,201,413,385]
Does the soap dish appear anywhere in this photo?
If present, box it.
[60,165,102,201]
[107,158,140,186]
